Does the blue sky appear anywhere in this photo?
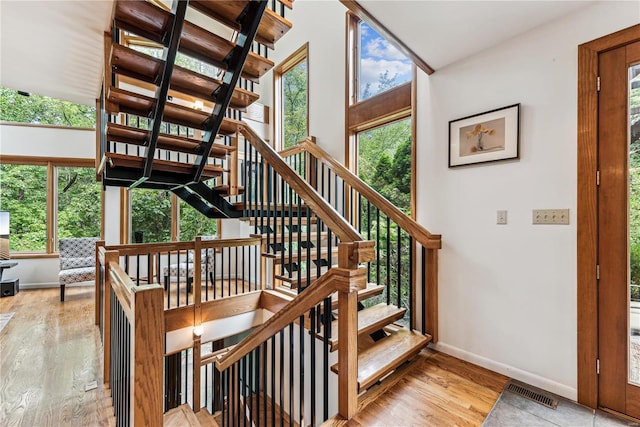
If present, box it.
[359,22,412,99]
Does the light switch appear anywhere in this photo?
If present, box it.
[532,209,570,225]
[497,210,507,225]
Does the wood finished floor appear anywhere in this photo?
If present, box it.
[325,348,509,426]
[0,287,509,427]
[0,287,115,427]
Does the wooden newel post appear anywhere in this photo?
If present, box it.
[95,241,106,325]
[425,248,439,343]
[103,249,119,388]
[131,283,164,426]
[336,241,373,419]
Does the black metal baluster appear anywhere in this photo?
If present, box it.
[409,236,414,330]
[386,216,391,305]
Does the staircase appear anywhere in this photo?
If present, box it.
[99,1,440,425]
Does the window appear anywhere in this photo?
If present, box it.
[356,22,411,102]
[0,159,101,255]
[178,199,218,241]
[0,164,48,252]
[56,166,101,247]
[0,87,95,127]
[357,118,412,212]
[347,14,415,216]
[130,188,172,243]
[274,44,308,149]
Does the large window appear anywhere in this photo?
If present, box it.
[56,166,101,245]
[356,22,412,102]
[0,159,101,255]
[0,87,95,127]
[130,188,172,244]
[124,189,218,243]
[347,14,415,215]
[357,118,412,212]
[274,44,308,149]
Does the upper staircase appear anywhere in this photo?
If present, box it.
[98,1,442,426]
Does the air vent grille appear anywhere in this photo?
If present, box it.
[505,382,558,409]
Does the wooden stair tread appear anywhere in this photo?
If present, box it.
[322,303,407,352]
[195,409,220,427]
[212,184,245,196]
[331,283,384,310]
[107,123,233,158]
[243,392,299,427]
[164,403,201,427]
[190,1,292,49]
[331,327,431,392]
[114,1,274,82]
[266,247,337,262]
[106,86,241,133]
[110,44,259,110]
[105,152,224,179]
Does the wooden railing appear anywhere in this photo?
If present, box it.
[280,137,442,339]
[227,124,375,419]
[99,246,164,427]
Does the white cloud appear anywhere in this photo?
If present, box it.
[359,57,412,97]
[363,38,407,61]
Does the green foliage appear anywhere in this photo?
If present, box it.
[0,87,95,127]
[358,119,411,212]
[283,60,307,149]
[131,189,172,243]
[179,200,217,241]
[0,164,47,252]
[57,167,101,243]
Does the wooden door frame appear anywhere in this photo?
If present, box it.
[577,24,640,409]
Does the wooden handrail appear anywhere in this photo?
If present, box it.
[215,263,367,372]
[282,138,442,250]
[240,124,363,244]
[216,268,339,370]
[103,236,262,256]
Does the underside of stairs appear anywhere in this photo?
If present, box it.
[100,0,293,218]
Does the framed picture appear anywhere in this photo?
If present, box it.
[449,103,520,167]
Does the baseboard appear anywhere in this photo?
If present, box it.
[19,281,93,290]
[431,341,577,401]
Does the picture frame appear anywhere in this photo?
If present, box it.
[448,103,520,167]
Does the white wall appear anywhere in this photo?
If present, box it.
[260,0,640,401]
[0,123,96,287]
[418,2,638,399]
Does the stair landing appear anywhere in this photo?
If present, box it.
[164,404,219,427]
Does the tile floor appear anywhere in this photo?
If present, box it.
[483,384,639,427]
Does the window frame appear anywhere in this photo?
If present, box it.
[0,154,103,258]
[273,43,309,150]
[346,12,418,218]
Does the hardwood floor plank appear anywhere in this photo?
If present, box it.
[0,288,115,426]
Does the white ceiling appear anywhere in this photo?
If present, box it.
[0,0,597,106]
[0,0,113,106]
[359,0,597,71]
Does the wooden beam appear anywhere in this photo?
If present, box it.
[339,0,435,75]
[348,82,411,131]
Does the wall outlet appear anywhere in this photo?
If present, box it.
[497,210,507,225]
[532,209,570,225]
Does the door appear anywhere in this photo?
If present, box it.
[598,40,640,420]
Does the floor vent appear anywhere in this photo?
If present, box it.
[505,382,559,409]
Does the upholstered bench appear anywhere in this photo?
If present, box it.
[58,237,100,302]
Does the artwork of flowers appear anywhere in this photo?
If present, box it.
[449,104,520,167]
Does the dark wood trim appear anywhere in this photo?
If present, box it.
[339,0,435,76]
[577,23,640,409]
[348,82,411,132]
